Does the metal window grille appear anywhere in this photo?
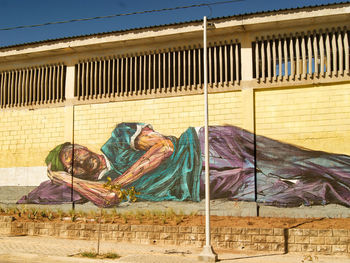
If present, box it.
[252,27,349,82]
[75,41,241,99]
[0,64,66,108]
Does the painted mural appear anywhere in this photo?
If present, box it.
[18,123,350,208]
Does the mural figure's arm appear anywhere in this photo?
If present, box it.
[47,166,119,207]
[47,127,174,206]
[112,127,174,186]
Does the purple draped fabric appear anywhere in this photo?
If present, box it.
[198,126,350,207]
[17,180,87,205]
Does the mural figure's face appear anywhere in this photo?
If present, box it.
[60,145,104,180]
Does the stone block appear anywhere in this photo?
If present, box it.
[246,228,260,235]
[294,235,310,244]
[198,234,206,241]
[266,235,284,243]
[107,224,119,231]
[318,230,333,237]
[333,229,348,237]
[252,235,266,243]
[309,230,319,237]
[218,227,232,234]
[289,229,303,236]
[131,225,153,232]
[124,231,135,239]
[271,243,285,252]
[287,235,295,243]
[273,228,284,235]
[174,233,185,240]
[238,234,251,242]
[152,226,165,232]
[99,225,108,231]
[339,237,350,245]
[165,226,178,233]
[217,242,230,248]
[179,226,192,233]
[119,225,131,231]
[301,244,317,252]
[192,226,205,234]
[260,229,273,235]
[288,244,302,252]
[148,232,160,239]
[160,233,174,240]
[224,234,238,242]
[332,245,348,253]
[309,236,325,245]
[35,223,45,229]
[210,227,219,234]
[325,237,340,245]
[211,234,223,242]
[0,216,13,222]
[317,245,332,254]
[136,232,148,239]
[38,228,49,236]
[258,243,271,251]
[185,233,198,241]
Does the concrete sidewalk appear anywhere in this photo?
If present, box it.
[1,235,350,263]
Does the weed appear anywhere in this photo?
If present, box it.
[40,210,47,218]
[175,216,183,225]
[31,209,38,220]
[57,209,64,220]
[134,210,144,223]
[104,252,120,259]
[48,212,54,221]
[80,251,98,258]
[121,213,128,224]
[78,251,120,259]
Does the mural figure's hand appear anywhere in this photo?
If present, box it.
[47,163,71,186]
[47,162,119,207]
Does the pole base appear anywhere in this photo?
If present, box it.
[198,245,218,262]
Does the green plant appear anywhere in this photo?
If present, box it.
[121,213,128,224]
[40,210,47,218]
[175,215,183,225]
[18,205,28,217]
[104,252,120,259]
[31,209,38,220]
[135,210,143,224]
[78,251,120,259]
[69,210,78,222]
[57,209,64,220]
[80,251,98,258]
[48,212,54,221]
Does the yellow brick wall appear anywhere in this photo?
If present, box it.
[2,82,349,168]
[255,83,350,155]
[73,91,243,153]
[0,107,66,168]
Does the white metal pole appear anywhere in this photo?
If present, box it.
[204,15,211,247]
[199,16,218,262]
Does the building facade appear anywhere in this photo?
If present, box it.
[0,3,349,216]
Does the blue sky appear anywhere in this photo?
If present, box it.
[0,0,347,48]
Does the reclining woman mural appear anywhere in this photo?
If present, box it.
[18,123,350,208]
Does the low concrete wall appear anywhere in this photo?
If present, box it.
[1,216,349,255]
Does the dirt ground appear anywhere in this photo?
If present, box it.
[3,210,350,229]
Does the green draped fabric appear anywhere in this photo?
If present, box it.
[45,142,70,171]
[100,123,202,201]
